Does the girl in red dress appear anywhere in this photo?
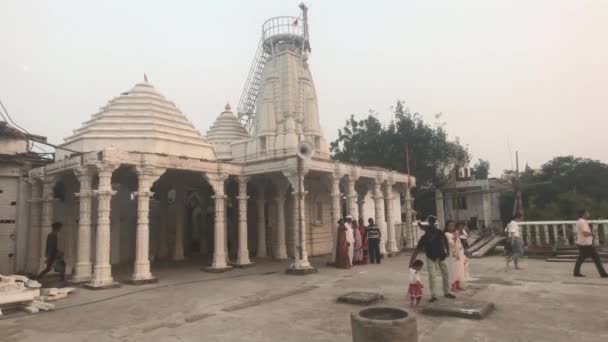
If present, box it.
[407,259,424,306]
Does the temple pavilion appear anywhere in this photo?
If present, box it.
[21,6,415,288]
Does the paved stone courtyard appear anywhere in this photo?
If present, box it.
[1,254,607,342]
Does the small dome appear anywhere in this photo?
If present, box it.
[206,104,249,160]
[206,104,249,143]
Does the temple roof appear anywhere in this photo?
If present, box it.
[59,82,216,160]
[206,104,249,144]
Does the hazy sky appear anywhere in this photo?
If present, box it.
[2,0,607,175]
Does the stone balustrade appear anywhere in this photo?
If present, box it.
[519,220,608,248]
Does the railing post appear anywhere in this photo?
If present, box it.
[551,224,558,246]
[592,222,600,247]
[525,224,532,246]
[543,224,550,247]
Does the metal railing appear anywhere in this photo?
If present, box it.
[519,220,608,248]
[262,16,304,42]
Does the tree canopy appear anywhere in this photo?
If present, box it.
[500,156,608,221]
[472,159,490,180]
[330,101,470,217]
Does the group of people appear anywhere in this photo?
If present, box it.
[334,216,383,269]
[408,216,471,305]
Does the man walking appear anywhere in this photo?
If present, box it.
[573,209,608,278]
[366,218,382,264]
[37,222,65,281]
[409,216,456,302]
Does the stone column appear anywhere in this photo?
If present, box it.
[157,189,169,259]
[173,185,185,261]
[274,180,289,260]
[330,174,342,262]
[205,173,231,272]
[130,166,164,284]
[39,176,56,271]
[236,176,253,266]
[87,164,118,289]
[26,178,42,273]
[373,177,387,255]
[347,174,359,220]
[283,168,315,274]
[404,184,414,248]
[435,190,445,229]
[256,185,267,258]
[481,183,492,229]
[72,166,94,283]
[357,193,366,223]
[385,177,398,253]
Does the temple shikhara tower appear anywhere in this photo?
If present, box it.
[8,5,415,285]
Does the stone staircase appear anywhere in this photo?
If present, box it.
[546,246,608,262]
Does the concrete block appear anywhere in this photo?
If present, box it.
[337,292,384,306]
[421,299,495,319]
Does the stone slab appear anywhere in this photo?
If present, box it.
[125,277,159,285]
[285,266,318,275]
[84,282,121,290]
[421,299,495,319]
[337,292,384,306]
[230,262,256,269]
[202,266,233,274]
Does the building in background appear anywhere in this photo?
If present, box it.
[435,169,510,230]
[0,121,51,274]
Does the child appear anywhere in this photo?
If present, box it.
[407,259,424,306]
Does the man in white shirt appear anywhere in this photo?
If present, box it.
[573,209,608,278]
[345,216,355,266]
[505,212,524,269]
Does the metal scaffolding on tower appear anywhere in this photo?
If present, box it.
[237,3,310,134]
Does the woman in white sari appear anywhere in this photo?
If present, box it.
[445,221,467,291]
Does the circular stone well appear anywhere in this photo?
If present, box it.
[351,307,418,342]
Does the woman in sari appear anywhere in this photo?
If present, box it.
[445,220,466,291]
[358,218,368,264]
[335,219,351,269]
[352,219,363,264]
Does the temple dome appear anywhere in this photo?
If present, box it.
[206,104,249,160]
[58,82,216,160]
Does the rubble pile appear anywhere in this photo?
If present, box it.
[0,275,74,316]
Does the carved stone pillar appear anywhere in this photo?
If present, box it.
[205,173,231,272]
[72,166,94,283]
[129,166,164,284]
[283,168,316,274]
[236,176,253,266]
[385,176,398,253]
[373,177,387,255]
[330,174,342,262]
[26,178,42,273]
[256,184,267,258]
[347,174,359,220]
[87,164,118,289]
[274,180,289,260]
[157,189,169,259]
[39,176,56,271]
[173,185,186,261]
[404,184,414,248]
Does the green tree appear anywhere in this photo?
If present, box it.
[330,100,470,218]
[472,159,490,179]
[501,156,608,221]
